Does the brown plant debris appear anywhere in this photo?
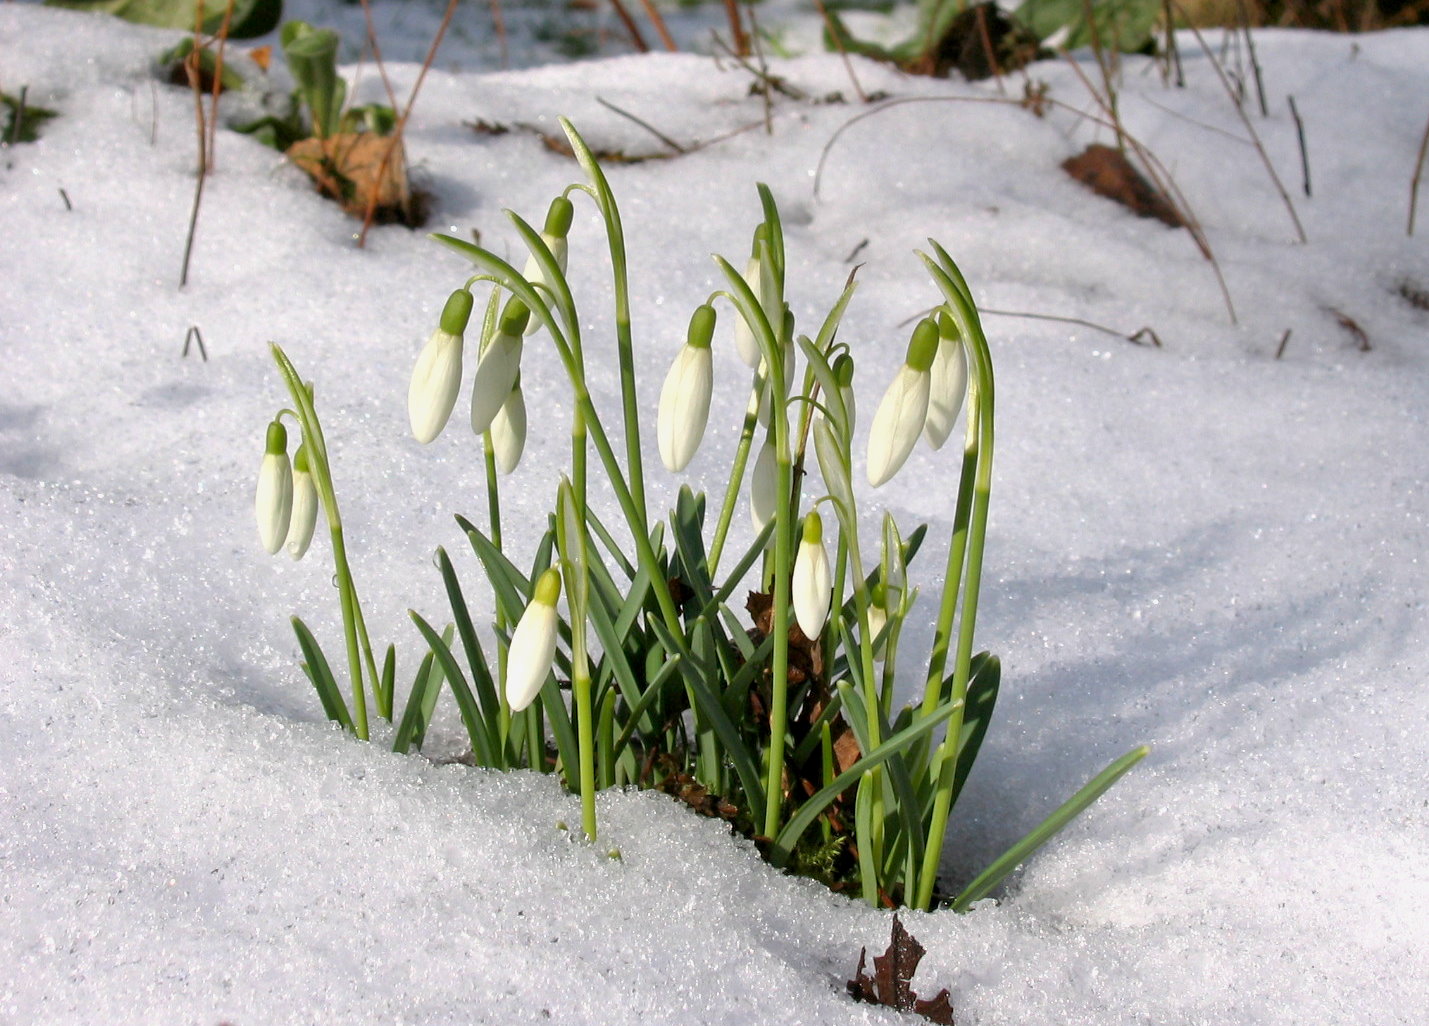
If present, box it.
[286,133,426,227]
[1398,279,1429,311]
[847,915,955,1024]
[1324,306,1371,351]
[1062,144,1186,228]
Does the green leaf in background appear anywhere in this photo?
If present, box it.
[2,91,57,145]
[281,20,343,138]
[1015,0,1161,53]
[46,0,281,40]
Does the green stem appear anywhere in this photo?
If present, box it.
[708,371,764,573]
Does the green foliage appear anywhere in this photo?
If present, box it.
[2,91,57,144]
[46,0,281,39]
[256,120,1148,910]
[1015,0,1162,53]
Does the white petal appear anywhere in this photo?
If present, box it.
[522,234,568,335]
[792,537,832,638]
[470,333,523,435]
[255,453,293,555]
[657,345,713,472]
[923,334,968,450]
[285,469,319,560]
[505,602,559,712]
[408,329,463,444]
[866,365,931,488]
[750,439,778,531]
[490,385,527,475]
[733,256,764,368]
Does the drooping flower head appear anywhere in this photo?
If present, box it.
[255,420,293,555]
[792,510,832,639]
[408,288,473,444]
[522,196,574,336]
[470,298,531,435]
[490,372,528,475]
[286,443,319,560]
[750,437,778,531]
[923,309,968,451]
[866,317,938,488]
[734,224,778,369]
[657,304,716,472]
[505,567,562,712]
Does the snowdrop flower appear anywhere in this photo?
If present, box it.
[792,510,832,639]
[490,373,527,475]
[506,567,562,712]
[923,310,968,451]
[657,304,716,472]
[521,196,574,335]
[813,415,853,512]
[734,225,777,368]
[407,288,473,444]
[750,437,778,531]
[254,420,293,555]
[866,318,938,488]
[285,444,318,560]
[470,299,531,435]
[865,582,889,647]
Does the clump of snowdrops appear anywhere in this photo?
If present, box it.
[254,119,1147,910]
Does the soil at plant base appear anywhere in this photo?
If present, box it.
[286,133,427,227]
[914,2,1042,80]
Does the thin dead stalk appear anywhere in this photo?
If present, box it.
[1409,107,1429,236]
[811,0,867,103]
[179,0,235,287]
[597,96,686,153]
[608,0,650,52]
[722,0,749,56]
[635,0,678,51]
[357,0,462,246]
[358,0,401,109]
[1287,95,1310,197]
[1174,5,1306,243]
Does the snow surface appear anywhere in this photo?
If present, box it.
[3,4,1428,1023]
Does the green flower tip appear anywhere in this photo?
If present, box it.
[750,223,768,258]
[802,509,824,544]
[265,420,288,455]
[833,352,855,388]
[500,297,531,335]
[905,318,939,372]
[292,443,310,474]
[545,196,575,238]
[440,289,475,335]
[687,304,717,349]
[533,566,563,607]
[936,308,960,341]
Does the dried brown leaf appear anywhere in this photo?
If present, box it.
[847,915,954,1024]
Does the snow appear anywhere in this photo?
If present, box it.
[2,3,1428,1023]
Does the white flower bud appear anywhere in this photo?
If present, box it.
[658,306,717,473]
[490,379,527,475]
[408,289,473,444]
[923,312,968,451]
[792,511,832,639]
[470,300,529,435]
[506,568,562,712]
[866,319,938,488]
[750,438,779,531]
[285,444,319,560]
[255,421,293,555]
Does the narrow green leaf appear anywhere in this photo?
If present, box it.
[949,745,1151,911]
[393,630,450,754]
[773,697,962,862]
[950,654,999,807]
[409,610,496,767]
[436,547,503,748]
[291,616,352,731]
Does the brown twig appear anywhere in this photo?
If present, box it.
[974,4,1006,97]
[901,304,1164,346]
[748,5,774,135]
[1174,4,1306,243]
[204,0,236,169]
[357,0,462,246]
[1236,1,1268,118]
[182,325,209,361]
[1409,106,1429,236]
[810,0,867,103]
[1287,95,1310,197]
[722,0,749,57]
[1327,307,1370,352]
[608,0,650,52]
[357,0,401,109]
[58,187,72,210]
[635,0,678,52]
[1273,328,1292,359]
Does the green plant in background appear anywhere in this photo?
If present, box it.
[2,89,58,145]
[822,0,1159,78]
[46,0,281,38]
[255,119,1147,910]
